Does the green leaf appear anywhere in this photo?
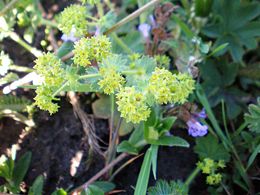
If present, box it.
[151,145,158,180]
[194,134,230,161]
[244,98,260,133]
[194,0,213,17]
[134,146,153,195]
[92,181,115,193]
[13,152,32,187]
[148,136,189,148]
[247,144,260,170]
[85,184,104,195]
[117,141,139,155]
[202,0,260,61]
[148,180,188,195]
[172,15,194,39]
[207,43,229,57]
[29,175,44,195]
[0,95,31,111]
[92,95,111,119]
[56,42,74,58]
[159,117,176,134]
[128,123,145,148]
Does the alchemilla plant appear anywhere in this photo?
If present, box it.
[33,37,195,123]
[0,0,259,194]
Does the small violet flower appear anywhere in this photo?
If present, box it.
[187,120,208,137]
[187,108,208,137]
[61,27,79,42]
[138,23,151,39]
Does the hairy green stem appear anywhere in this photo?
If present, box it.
[96,1,104,17]
[104,0,161,35]
[40,18,58,28]
[111,33,133,54]
[184,166,200,187]
[0,0,20,16]
[7,32,42,57]
[52,81,68,97]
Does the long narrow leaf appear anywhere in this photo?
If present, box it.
[134,146,152,195]
[151,145,158,180]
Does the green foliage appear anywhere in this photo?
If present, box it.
[0,95,31,111]
[0,150,32,193]
[134,146,153,195]
[148,180,188,195]
[199,59,246,119]
[202,0,260,61]
[244,98,260,133]
[194,134,230,162]
[28,175,44,195]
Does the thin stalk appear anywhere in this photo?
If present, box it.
[184,166,200,186]
[109,153,143,181]
[70,152,128,194]
[40,18,58,28]
[0,0,19,16]
[221,100,232,143]
[86,15,99,22]
[104,0,161,35]
[233,122,247,137]
[96,1,104,17]
[52,81,68,97]
[8,32,42,57]
[79,73,100,80]
[104,0,114,10]
[111,33,133,54]
[108,118,123,164]
[9,65,34,73]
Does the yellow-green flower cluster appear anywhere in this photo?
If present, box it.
[197,158,226,185]
[171,73,195,104]
[73,36,112,67]
[154,55,170,69]
[148,68,195,104]
[34,53,65,114]
[98,67,125,94]
[34,86,59,115]
[34,53,64,86]
[116,87,151,123]
[58,4,87,37]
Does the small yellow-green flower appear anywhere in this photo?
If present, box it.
[154,55,170,69]
[98,67,125,94]
[148,67,174,104]
[206,173,222,185]
[170,73,195,104]
[73,36,112,67]
[34,86,59,115]
[148,68,194,104]
[116,87,151,123]
[197,158,226,186]
[34,52,64,86]
[58,4,87,37]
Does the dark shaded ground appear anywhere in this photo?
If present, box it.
[0,105,207,194]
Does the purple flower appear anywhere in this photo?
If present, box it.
[186,108,208,137]
[193,108,207,119]
[138,23,151,39]
[61,28,78,42]
[187,120,208,137]
[95,26,101,36]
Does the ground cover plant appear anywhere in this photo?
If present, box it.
[0,0,259,194]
